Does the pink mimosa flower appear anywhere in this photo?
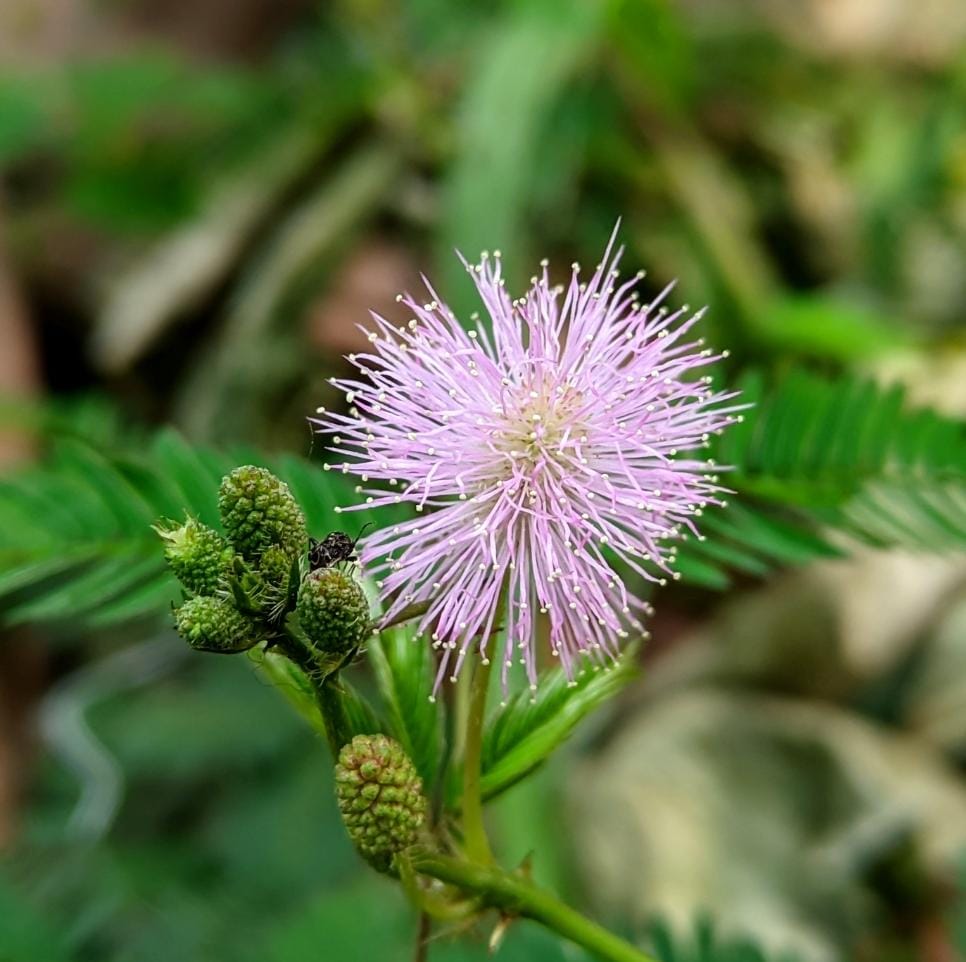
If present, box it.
[314,228,741,693]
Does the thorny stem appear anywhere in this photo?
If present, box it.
[397,852,481,922]
[461,655,493,864]
[410,850,659,962]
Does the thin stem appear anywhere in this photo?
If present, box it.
[397,852,481,923]
[411,851,658,962]
[379,600,432,632]
[412,913,429,962]
[461,656,493,864]
[312,675,352,757]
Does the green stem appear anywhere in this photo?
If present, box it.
[462,655,493,864]
[397,853,481,922]
[411,851,657,962]
[313,675,352,757]
[412,913,429,962]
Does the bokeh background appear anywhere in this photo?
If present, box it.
[1,1,965,960]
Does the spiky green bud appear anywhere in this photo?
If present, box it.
[218,466,308,562]
[335,734,427,872]
[258,545,297,593]
[296,568,370,656]
[173,595,261,653]
[156,517,233,596]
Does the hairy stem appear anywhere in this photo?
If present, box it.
[312,675,352,756]
[411,851,658,962]
[461,656,493,864]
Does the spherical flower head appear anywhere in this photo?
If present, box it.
[335,733,427,872]
[296,567,372,655]
[156,517,234,596]
[174,595,261,653]
[313,226,742,692]
[218,465,308,562]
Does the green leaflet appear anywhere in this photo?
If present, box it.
[437,0,604,319]
[367,625,444,790]
[450,647,639,805]
[2,367,965,629]
[675,370,966,588]
[647,917,803,962]
[0,427,406,630]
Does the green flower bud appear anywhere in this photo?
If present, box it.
[174,595,261,653]
[296,568,371,656]
[335,734,427,872]
[258,544,297,593]
[155,517,233,596]
[218,466,308,562]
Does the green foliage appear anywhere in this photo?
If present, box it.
[1,3,961,959]
[0,879,73,962]
[647,919,802,962]
[474,648,638,802]
[438,0,604,314]
[3,368,965,628]
[749,294,911,362]
[0,54,293,232]
[0,427,401,631]
[367,624,444,789]
[676,369,966,587]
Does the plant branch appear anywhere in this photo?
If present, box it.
[410,850,657,962]
[412,912,429,962]
[461,656,493,864]
[312,675,352,756]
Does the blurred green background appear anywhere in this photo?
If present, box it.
[0,1,965,960]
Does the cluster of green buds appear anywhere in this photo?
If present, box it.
[157,465,370,677]
[157,465,429,875]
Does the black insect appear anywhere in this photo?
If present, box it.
[308,524,372,570]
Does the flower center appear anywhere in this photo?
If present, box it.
[490,382,587,478]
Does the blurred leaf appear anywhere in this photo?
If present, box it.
[607,0,695,116]
[263,879,411,962]
[256,650,328,738]
[91,122,345,372]
[439,0,604,315]
[0,879,73,962]
[340,679,386,741]
[0,419,409,632]
[751,294,911,361]
[0,76,48,162]
[174,141,401,441]
[647,918,803,962]
[677,369,966,587]
[90,656,301,783]
[368,624,443,788]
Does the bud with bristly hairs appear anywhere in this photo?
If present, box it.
[218,465,308,562]
[334,734,427,872]
[155,517,234,596]
[295,567,371,657]
[173,595,262,653]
